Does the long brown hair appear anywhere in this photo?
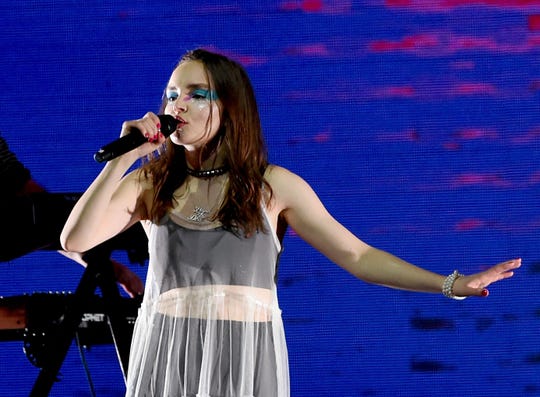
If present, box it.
[141,49,271,235]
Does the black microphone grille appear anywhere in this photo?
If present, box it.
[158,114,179,136]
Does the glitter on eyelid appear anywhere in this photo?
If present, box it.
[189,89,218,101]
[166,88,218,103]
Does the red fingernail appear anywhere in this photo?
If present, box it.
[157,123,161,129]
[481,289,489,297]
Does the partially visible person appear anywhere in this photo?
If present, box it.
[0,134,144,297]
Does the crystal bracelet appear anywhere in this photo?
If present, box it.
[442,270,467,300]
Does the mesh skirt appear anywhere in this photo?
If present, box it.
[126,289,289,397]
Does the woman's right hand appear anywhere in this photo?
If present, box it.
[61,113,165,253]
[120,112,168,160]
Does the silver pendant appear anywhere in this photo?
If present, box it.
[188,206,210,223]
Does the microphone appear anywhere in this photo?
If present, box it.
[94,115,179,163]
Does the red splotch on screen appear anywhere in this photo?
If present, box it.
[450,173,513,188]
[284,43,332,57]
[369,32,540,55]
[287,130,332,145]
[454,218,485,231]
[530,80,540,92]
[369,33,440,53]
[374,86,417,98]
[375,129,420,142]
[385,0,540,11]
[510,127,540,144]
[443,141,462,151]
[454,128,500,140]
[443,128,499,149]
[313,131,331,143]
[529,171,540,184]
[450,82,498,96]
[301,0,323,12]
[280,0,352,13]
[528,15,540,30]
[201,46,268,67]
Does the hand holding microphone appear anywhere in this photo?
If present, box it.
[94,114,178,163]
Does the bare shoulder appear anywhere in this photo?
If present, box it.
[265,165,305,194]
[264,164,316,210]
[265,164,305,187]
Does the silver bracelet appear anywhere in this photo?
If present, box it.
[442,270,467,300]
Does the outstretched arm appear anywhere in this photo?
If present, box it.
[267,166,520,298]
[353,247,519,298]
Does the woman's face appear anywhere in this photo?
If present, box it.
[164,60,222,152]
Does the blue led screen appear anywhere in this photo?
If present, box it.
[1,1,539,396]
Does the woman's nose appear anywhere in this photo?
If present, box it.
[172,98,187,113]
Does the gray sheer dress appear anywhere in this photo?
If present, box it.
[126,208,289,397]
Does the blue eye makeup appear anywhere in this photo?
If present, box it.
[190,88,218,101]
[165,87,219,104]
[166,90,179,102]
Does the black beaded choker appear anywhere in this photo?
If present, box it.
[186,165,229,178]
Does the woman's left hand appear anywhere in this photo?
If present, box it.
[111,259,145,298]
[452,258,521,298]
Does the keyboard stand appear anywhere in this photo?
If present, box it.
[29,242,138,396]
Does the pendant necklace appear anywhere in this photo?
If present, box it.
[188,206,211,223]
[186,166,229,224]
